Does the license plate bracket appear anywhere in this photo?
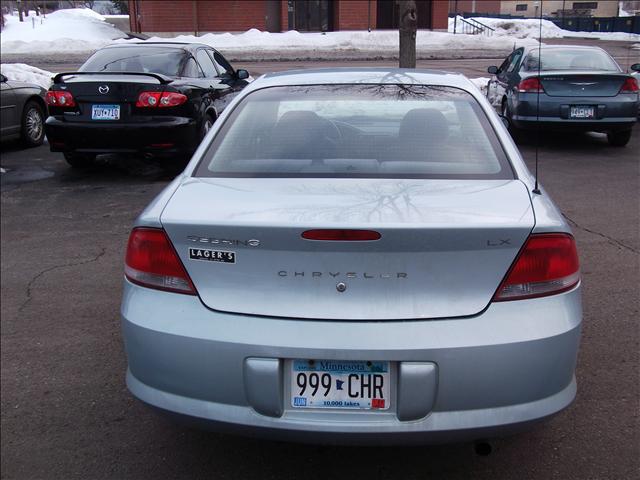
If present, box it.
[290,359,391,410]
[569,105,595,119]
[91,104,120,120]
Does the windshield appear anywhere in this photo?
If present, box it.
[195,85,512,179]
[522,48,619,72]
[80,47,186,76]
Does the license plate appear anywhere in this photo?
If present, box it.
[91,104,120,120]
[291,360,390,410]
[570,105,595,119]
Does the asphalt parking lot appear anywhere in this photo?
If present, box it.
[2,46,639,479]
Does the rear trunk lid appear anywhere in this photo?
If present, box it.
[161,178,535,320]
[538,71,627,97]
[54,74,168,122]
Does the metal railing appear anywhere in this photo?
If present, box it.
[453,16,495,36]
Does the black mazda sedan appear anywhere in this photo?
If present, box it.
[44,43,249,167]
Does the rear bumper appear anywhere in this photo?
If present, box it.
[121,279,582,445]
[511,92,638,131]
[44,116,199,156]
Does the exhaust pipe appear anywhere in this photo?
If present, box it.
[474,440,492,456]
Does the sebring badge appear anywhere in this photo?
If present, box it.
[98,85,109,94]
[187,235,260,247]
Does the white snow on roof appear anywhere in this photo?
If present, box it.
[1,63,53,89]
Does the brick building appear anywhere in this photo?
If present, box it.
[448,0,501,16]
[128,0,449,35]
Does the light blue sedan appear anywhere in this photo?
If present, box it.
[120,68,582,444]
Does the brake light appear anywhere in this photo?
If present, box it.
[125,227,195,294]
[517,77,545,93]
[619,77,639,93]
[136,91,187,108]
[302,229,381,241]
[493,233,580,301]
[45,90,76,107]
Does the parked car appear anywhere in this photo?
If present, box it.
[121,68,582,444]
[44,43,250,167]
[486,45,639,146]
[0,73,47,147]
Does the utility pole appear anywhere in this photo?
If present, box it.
[398,0,417,68]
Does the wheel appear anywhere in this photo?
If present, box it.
[21,100,45,147]
[63,152,96,168]
[502,98,521,141]
[607,130,631,147]
[200,114,215,140]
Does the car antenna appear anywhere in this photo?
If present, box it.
[532,1,543,195]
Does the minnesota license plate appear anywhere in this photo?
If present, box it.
[570,105,595,119]
[291,360,390,410]
[91,104,120,120]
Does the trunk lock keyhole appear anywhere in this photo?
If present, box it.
[336,282,347,293]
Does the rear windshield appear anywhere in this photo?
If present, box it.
[522,48,619,72]
[80,47,186,77]
[194,85,512,179]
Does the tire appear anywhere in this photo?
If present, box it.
[502,98,521,141]
[63,152,96,168]
[200,114,215,141]
[501,98,509,117]
[21,100,45,147]
[607,130,632,147]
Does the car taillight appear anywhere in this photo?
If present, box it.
[125,227,196,294]
[493,233,580,301]
[517,77,545,93]
[45,90,76,107]
[136,91,187,108]
[619,77,639,93]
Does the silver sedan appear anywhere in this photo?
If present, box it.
[120,68,582,444]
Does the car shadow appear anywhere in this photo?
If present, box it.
[513,130,613,151]
[138,414,551,480]
[58,154,185,183]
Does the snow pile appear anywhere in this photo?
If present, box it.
[469,77,490,95]
[1,8,127,54]
[449,16,639,41]
[118,28,536,59]
[1,63,54,89]
[619,1,635,17]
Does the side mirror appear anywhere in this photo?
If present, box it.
[630,63,640,72]
[236,69,249,80]
[487,66,499,75]
[499,115,510,129]
[0,74,7,83]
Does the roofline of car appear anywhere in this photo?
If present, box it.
[104,42,213,51]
